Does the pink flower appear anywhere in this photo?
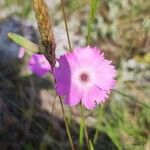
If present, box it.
[54,46,116,109]
[18,47,25,58]
[28,54,51,77]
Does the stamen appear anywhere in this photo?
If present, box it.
[80,73,89,82]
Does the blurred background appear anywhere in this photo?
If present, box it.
[0,0,149,149]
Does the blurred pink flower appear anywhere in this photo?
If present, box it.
[54,46,116,109]
[28,54,51,77]
[18,47,25,58]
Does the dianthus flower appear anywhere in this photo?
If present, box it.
[28,54,51,77]
[54,46,116,109]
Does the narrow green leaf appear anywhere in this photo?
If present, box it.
[89,140,94,150]
[87,0,99,44]
[8,32,42,54]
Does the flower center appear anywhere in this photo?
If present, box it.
[80,72,89,82]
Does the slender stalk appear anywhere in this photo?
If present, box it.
[87,0,99,44]
[93,127,99,144]
[47,92,57,133]
[80,105,90,149]
[79,115,84,149]
[93,105,103,144]
[1,94,46,133]
[58,2,75,148]
[59,96,75,150]
[114,90,150,109]
[60,0,72,51]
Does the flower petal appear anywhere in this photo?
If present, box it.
[82,85,108,109]
[73,46,104,68]
[28,54,51,77]
[64,83,82,106]
[54,52,80,95]
[18,47,25,58]
[94,59,116,90]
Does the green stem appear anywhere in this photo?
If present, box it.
[57,2,74,148]
[1,94,46,133]
[93,105,103,144]
[87,0,99,44]
[47,92,57,133]
[79,115,84,149]
[114,90,150,109]
[80,105,90,150]
[59,96,75,150]
[61,0,72,51]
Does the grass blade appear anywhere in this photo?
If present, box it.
[87,0,99,44]
[8,32,43,54]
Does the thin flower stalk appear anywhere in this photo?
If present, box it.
[59,96,75,150]
[60,0,72,52]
